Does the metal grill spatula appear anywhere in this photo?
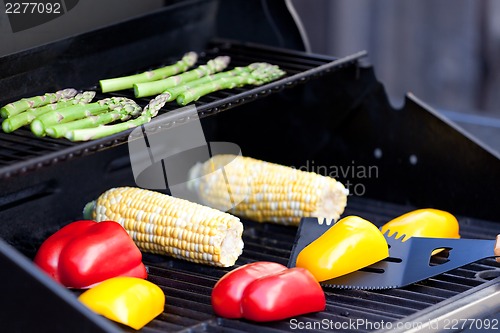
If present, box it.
[288,217,497,290]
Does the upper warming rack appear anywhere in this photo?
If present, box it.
[0,40,365,178]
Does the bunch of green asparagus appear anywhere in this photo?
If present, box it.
[132,60,286,104]
[168,62,286,105]
[99,51,286,104]
[64,93,170,141]
[1,53,287,142]
[99,52,199,93]
[0,89,148,141]
[1,89,95,134]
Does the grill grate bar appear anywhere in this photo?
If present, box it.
[403,283,460,299]
[413,279,471,293]
[431,273,484,287]
[449,268,483,279]
[159,311,205,328]
[467,260,500,271]
[328,296,419,319]
[325,301,406,321]
[164,300,214,321]
[0,132,71,149]
[163,297,212,317]
[243,242,291,256]
[332,290,430,313]
[139,319,185,333]
[375,288,446,305]
[325,304,401,322]
[0,134,66,161]
[148,266,219,286]
[151,278,212,299]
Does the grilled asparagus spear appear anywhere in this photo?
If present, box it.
[133,56,231,98]
[176,63,286,105]
[1,91,96,133]
[162,63,270,102]
[45,99,142,138]
[65,93,170,141]
[0,88,77,118]
[99,52,198,93]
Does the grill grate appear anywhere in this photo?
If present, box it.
[119,196,500,333]
[0,40,365,179]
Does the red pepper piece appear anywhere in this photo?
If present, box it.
[240,267,326,322]
[211,261,287,318]
[34,220,96,283]
[211,262,326,322]
[34,220,147,288]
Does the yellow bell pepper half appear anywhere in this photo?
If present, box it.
[381,208,460,241]
[296,216,389,282]
[78,276,165,330]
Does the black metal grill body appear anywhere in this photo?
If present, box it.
[0,1,499,332]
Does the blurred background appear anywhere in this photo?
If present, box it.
[292,0,500,152]
[1,0,499,150]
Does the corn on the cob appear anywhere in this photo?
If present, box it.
[188,155,349,226]
[83,187,244,267]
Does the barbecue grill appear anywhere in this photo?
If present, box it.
[1,1,499,332]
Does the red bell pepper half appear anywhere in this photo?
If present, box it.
[211,261,287,318]
[211,262,325,322]
[34,220,147,289]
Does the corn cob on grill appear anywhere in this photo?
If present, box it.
[188,155,349,226]
[83,187,244,267]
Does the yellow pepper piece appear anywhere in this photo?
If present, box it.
[296,216,389,282]
[381,208,460,241]
[78,276,164,330]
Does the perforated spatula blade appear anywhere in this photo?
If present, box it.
[322,232,496,290]
[288,217,497,290]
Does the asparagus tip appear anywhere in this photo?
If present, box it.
[218,56,231,67]
[60,88,78,99]
[184,52,198,66]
